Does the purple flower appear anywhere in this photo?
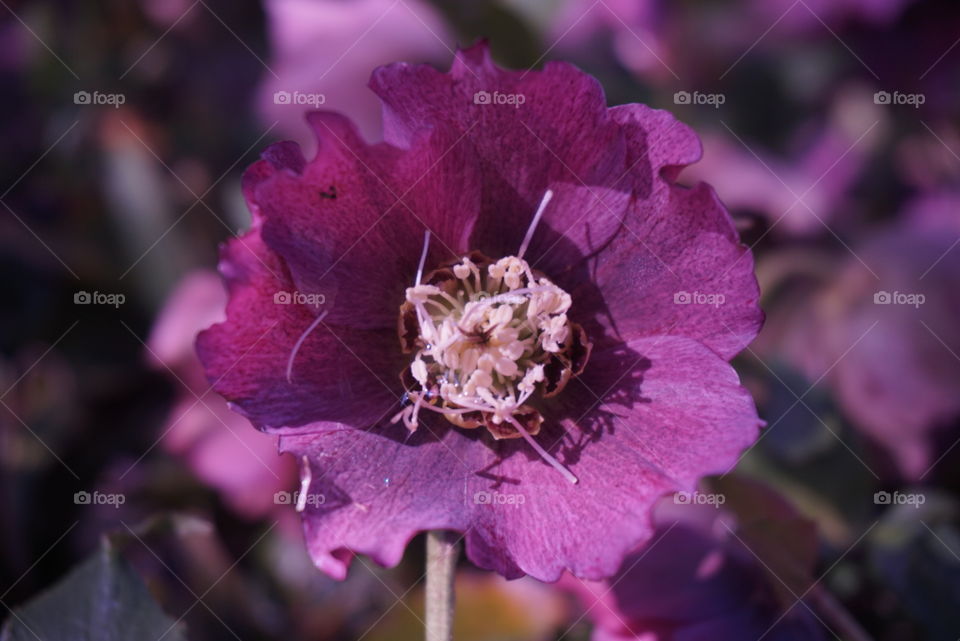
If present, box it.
[566,493,827,641]
[686,90,884,237]
[198,44,763,581]
[149,271,297,519]
[257,0,453,147]
[746,0,913,34]
[771,193,960,478]
[549,0,672,81]
[544,0,912,84]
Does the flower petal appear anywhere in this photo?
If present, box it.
[278,335,760,581]
[246,112,482,331]
[782,222,960,479]
[568,182,763,361]
[371,44,704,276]
[196,223,404,432]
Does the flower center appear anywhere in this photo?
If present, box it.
[392,192,591,483]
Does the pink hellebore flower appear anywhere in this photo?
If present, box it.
[149,271,296,519]
[568,494,827,641]
[258,0,453,147]
[198,45,763,581]
[774,193,960,479]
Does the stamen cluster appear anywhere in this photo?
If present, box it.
[394,251,588,442]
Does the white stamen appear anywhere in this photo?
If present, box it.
[410,394,425,430]
[296,455,312,512]
[416,230,431,286]
[517,189,553,260]
[286,310,329,383]
[400,217,585,484]
[453,261,471,280]
[507,415,578,484]
[457,285,558,329]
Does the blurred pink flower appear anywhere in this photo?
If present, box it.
[772,194,960,478]
[141,0,195,28]
[895,126,960,191]
[549,0,673,80]
[148,271,296,519]
[567,489,826,641]
[258,0,453,148]
[907,191,960,232]
[748,0,913,34]
[686,90,884,235]
[546,0,913,83]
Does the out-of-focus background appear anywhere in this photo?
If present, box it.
[1,1,959,640]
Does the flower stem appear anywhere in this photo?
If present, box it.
[425,530,459,641]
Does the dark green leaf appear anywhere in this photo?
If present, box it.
[1,539,186,641]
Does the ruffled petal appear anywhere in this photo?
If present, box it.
[278,335,760,581]
[246,112,481,330]
[371,44,703,276]
[196,223,405,431]
[568,182,763,361]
